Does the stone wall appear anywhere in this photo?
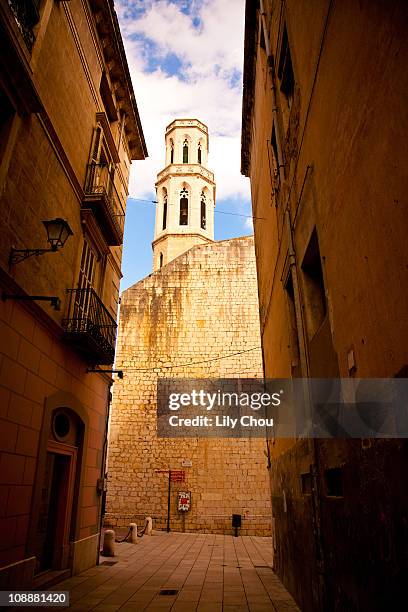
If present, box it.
[106,236,272,535]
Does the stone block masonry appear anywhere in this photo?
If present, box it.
[106,236,272,535]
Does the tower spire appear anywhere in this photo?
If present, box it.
[152,119,216,271]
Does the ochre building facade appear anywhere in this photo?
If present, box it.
[0,0,146,589]
[241,1,408,611]
[106,120,271,536]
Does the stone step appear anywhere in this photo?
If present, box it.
[33,569,71,591]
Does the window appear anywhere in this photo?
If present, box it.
[183,139,189,163]
[301,473,312,495]
[200,191,206,230]
[325,467,344,497]
[91,126,102,163]
[179,188,188,225]
[162,192,167,230]
[86,125,115,196]
[259,24,266,50]
[0,88,15,166]
[198,143,202,164]
[170,140,174,164]
[301,228,327,340]
[270,123,282,189]
[159,253,163,268]
[278,26,295,108]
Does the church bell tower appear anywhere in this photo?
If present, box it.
[152,119,215,271]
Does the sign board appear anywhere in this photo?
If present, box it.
[181,459,192,467]
[170,470,185,482]
[178,491,191,512]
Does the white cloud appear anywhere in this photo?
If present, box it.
[244,216,254,231]
[116,0,251,203]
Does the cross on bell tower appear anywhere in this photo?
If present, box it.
[152,119,216,271]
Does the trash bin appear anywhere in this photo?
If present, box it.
[232,513,242,537]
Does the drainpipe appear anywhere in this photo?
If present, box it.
[285,208,308,377]
[96,379,113,563]
[286,207,325,611]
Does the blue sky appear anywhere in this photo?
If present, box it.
[116,0,252,290]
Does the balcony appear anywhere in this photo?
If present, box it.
[6,0,40,51]
[82,163,125,246]
[62,288,117,365]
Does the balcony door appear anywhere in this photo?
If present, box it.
[88,125,114,196]
[74,240,97,329]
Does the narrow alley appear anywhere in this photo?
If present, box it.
[54,532,299,612]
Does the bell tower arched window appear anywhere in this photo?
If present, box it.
[180,188,189,225]
[159,253,163,268]
[198,143,202,164]
[183,140,189,164]
[200,191,206,230]
[170,140,174,164]
[162,192,167,230]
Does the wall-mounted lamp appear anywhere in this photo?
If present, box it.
[9,218,73,267]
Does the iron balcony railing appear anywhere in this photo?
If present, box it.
[7,0,40,51]
[83,162,125,246]
[62,288,117,365]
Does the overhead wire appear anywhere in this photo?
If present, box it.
[117,346,262,372]
[127,197,264,220]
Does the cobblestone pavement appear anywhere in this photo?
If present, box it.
[56,532,300,611]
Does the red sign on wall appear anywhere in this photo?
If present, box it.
[170,470,185,482]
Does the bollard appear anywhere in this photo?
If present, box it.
[102,529,115,556]
[129,522,138,544]
[145,516,153,536]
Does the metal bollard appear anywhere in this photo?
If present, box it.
[129,522,138,544]
[102,529,115,556]
[145,516,153,536]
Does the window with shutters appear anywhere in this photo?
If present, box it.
[278,26,295,109]
[301,228,327,340]
[63,238,116,364]
[269,122,283,192]
[72,240,98,323]
[83,124,123,246]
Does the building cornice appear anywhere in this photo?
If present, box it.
[155,164,215,187]
[152,232,213,249]
[241,0,259,177]
[166,118,208,134]
[88,0,148,160]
